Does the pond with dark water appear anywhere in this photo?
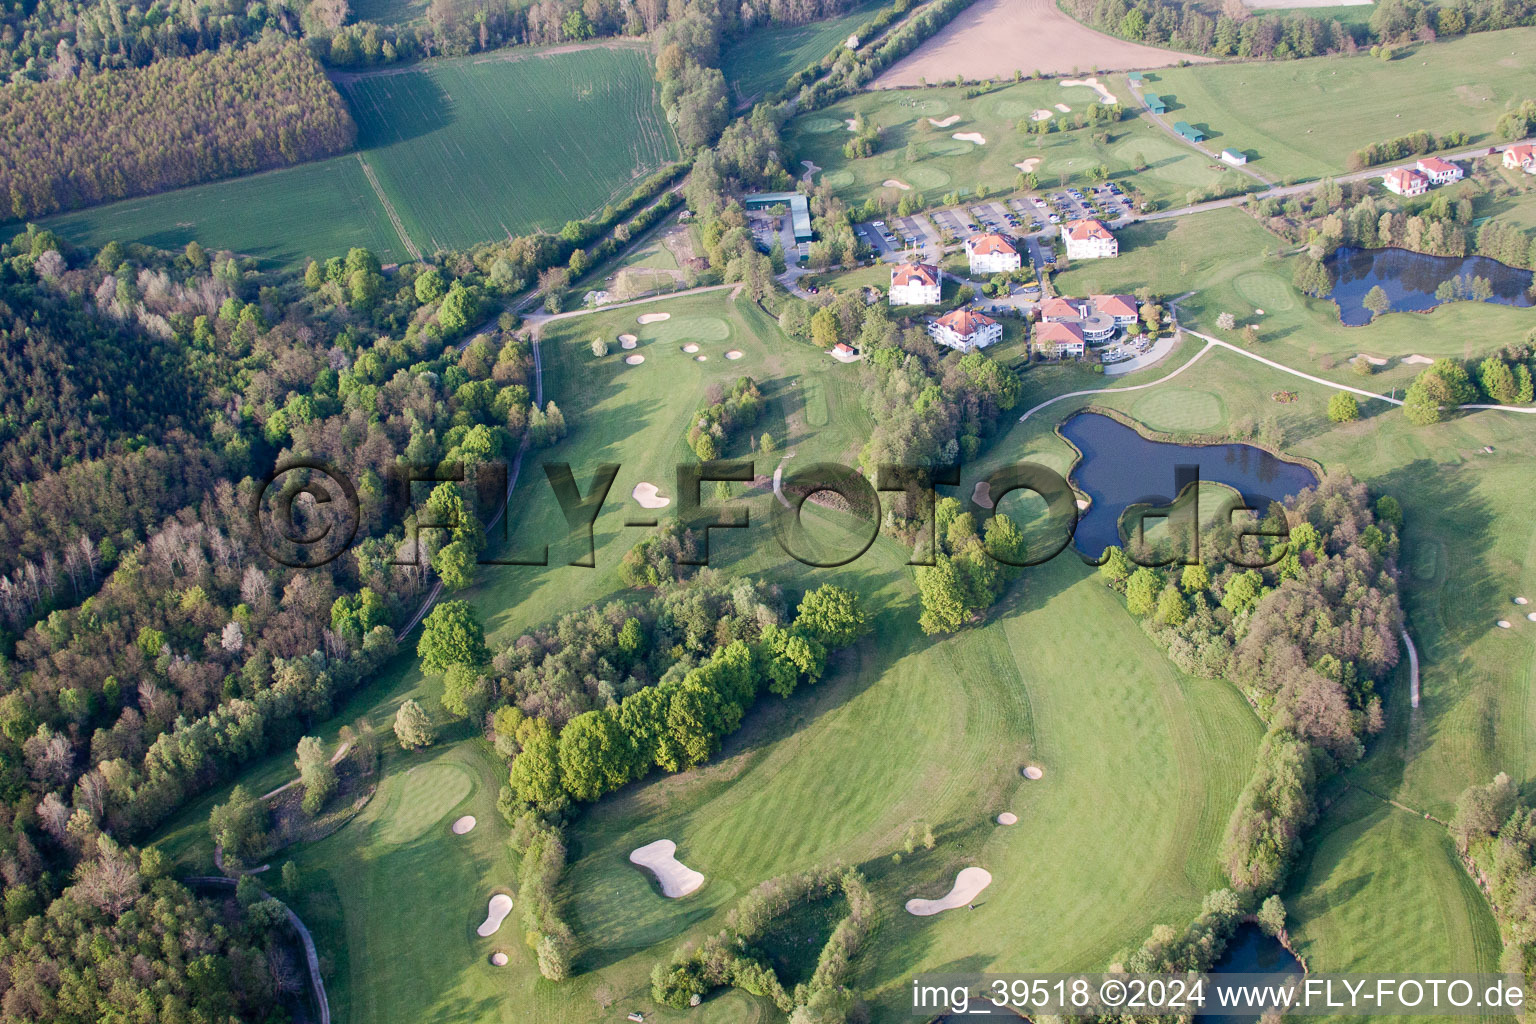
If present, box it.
[1060,413,1318,558]
[1325,245,1534,326]
[1198,923,1306,1024]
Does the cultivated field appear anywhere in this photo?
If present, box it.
[722,1,884,106]
[41,155,413,268]
[787,81,1240,209]
[872,0,1208,87]
[340,45,678,254]
[1149,27,1536,182]
[41,44,677,267]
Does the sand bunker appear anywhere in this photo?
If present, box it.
[1031,108,1054,121]
[451,815,477,835]
[1014,158,1042,173]
[633,482,670,509]
[625,354,645,365]
[619,333,638,349]
[630,840,705,898]
[1054,103,1071,113]
[972,480,994,508]
[682,343,699,353]
[490,952,509,966]
[637,312,671,324]
[725,350,743,360]
[1403,354,1434,365]
[476,894,513,937]
[1023,765,1044,780]
[845,118,859,131]
[1354,353,1387,366]
[928,115,961,127]
[1061,76,1118,104]
[695,355,708,362]
[952,132,987,145]
[1498,620,1513,629]
[906,867,993,916]
[1514,597,1528,605]
[883,179,913,190]
[1528,613,1536,622]
[996,812,1018,825]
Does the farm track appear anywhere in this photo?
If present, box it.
[356,153,423,261]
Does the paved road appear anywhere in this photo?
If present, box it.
[189,877,330,1024]
[1401,628,1420,709]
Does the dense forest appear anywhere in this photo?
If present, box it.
[0,216,541,1017]
[0,40,355,219]
[1452,774,1536,984]
[1062,0,1536,60]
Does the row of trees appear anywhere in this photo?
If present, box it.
[1402,350,1536,423]
[1451,773,1536,979]
[0,40,355,219]
[1348,128,1465,172]
[1101,476,1404,896]
[1064,0,1536,61]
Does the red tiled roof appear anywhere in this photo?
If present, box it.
[1385,168,1427,190]
[890,263,939,287]
[1416,157,1457,174]
[934,309,999,336]
[1091,294,1138,318]
[833,342,854,354]
[1507,145,1536,163]
[1040,297,1083,320]
[1036,321,1085,345]
[967,232,1018,256]
[1065,219,1113,241]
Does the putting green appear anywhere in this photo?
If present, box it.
[1130,389,1227,433]
[800,116,845,133]
[1233,271,1296,312]
[823,168,857,188]
[656,316,732,342]
[375,761,474,845]
[901,96,950,116]
[991,99,1039,119]
[925,138,972,158]
[904,164,952,189]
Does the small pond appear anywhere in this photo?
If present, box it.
[1199,923,1306,1024]
[1325,245,1534,326]
[1059,413,1318,558]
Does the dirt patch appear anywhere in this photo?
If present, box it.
[871,0,1207,85]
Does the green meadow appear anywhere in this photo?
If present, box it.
[39,44,676,267]
[1147,27,1536,182]
[722,1,886,106]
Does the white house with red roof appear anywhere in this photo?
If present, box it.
[1039,296,1089,321]
[1061,219,1118,259]
[1091,294,1140,324]
[1504,144,1536,173]
[928,309,1002,353]
[1415,156,1463,185]
[1383,167,1429,197]
[889,262,942,305]
[1034,320,1086,359]
[965,232,1022,275]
